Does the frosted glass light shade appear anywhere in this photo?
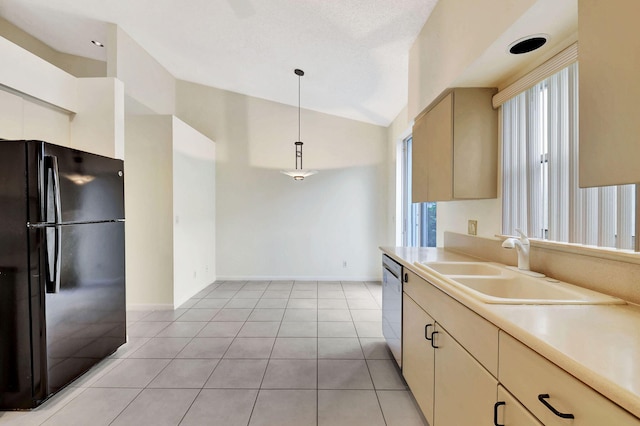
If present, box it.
[280,169,318,181]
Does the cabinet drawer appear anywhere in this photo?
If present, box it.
[499,332,640,425]
[404,268,499,376]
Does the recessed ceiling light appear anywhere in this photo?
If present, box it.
[508,35,547,55]
[91,40,104,48]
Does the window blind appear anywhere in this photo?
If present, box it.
[493,42,578,108]
[502,63,636,250]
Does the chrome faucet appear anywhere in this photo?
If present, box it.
[502,229,531,271]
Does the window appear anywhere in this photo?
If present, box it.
[400,136,437,247]
[502,63,636,250]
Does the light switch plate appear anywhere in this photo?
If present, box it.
[468,220,477,236]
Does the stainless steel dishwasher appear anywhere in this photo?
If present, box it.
[382,254,403,368]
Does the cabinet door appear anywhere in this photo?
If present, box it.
[579,0,640,187]
[499,332,640,426]
[411,106,430,203]
[411,93,453,203]
[402,294,435,425]
[452,88,498,199]
[425,92,453,202]
[496,385,543,426]
[433,324,497,426]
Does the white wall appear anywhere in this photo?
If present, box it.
[0,90,23,139]
[71,78,125,159]
[173,116,216,307]
[107,25,175,115]
[0,17,106,78]
[435,198,502,246]
[408,0,536,118]
[125,114,216,309]
[175,80,388,281]
[22,99,70,145]
[124,115,174,308]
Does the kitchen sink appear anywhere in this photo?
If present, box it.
[420,261,504,276]
[451,275,625,305]
[414,261,625,305]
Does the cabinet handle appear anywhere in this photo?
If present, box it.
[538,394,575,419]
[424,324,433,340]
[404,272,408,282]
[493,401,505,426]
[430,331,439,348]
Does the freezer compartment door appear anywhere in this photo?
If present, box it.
[0,141,38,409]
[40,143,124,223]
[40,221,126,396]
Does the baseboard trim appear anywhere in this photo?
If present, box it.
[126,303,174,311]
[215,275,381,282]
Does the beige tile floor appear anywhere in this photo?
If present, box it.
[0,281,427,426]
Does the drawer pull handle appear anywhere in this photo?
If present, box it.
[493,401,505,426]
[425,324,433,340]
[404,272,408,282]
[430,331,439,348]
[538,394,575,419]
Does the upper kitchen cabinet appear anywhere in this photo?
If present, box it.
[579,0,640,187]
[412,88,498,202]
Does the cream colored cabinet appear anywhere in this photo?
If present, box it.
[403,269,499,376]
[578,0,640,187]
[402,294,436,425]
[495,385,543,426]
[397,261,640,425]
[499,331,640,425]
[411,88,498,202]
[433,324,497,426]
[402,269,499,425]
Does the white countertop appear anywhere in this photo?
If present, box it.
[381,246,640,419]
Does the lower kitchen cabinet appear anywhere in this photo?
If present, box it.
[403,295,436,425]
[400,266,640,426]
[495,385,543,426]
[433,324,497,426]
[499,331,640,426]
[403,293,497,426]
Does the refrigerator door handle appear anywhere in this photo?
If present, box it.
[44,156,62,294]
[44,225,61,294]
[44,156,62,224]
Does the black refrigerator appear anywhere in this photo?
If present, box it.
[0,140,126,409]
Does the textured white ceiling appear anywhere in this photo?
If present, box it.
[0,0,438,126]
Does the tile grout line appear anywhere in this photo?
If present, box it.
[21,279,400,426]
[105,387,145,426]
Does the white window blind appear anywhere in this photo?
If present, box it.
[502,63,636,250]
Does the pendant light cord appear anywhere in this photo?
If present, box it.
[293,68,305,171]
[298,73,301,144]
[298,73,302,170]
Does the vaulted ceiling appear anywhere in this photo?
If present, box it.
[0,0,439,126]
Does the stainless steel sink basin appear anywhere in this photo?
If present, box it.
[414,261,625,305]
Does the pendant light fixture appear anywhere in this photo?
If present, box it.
[281,68,317,181]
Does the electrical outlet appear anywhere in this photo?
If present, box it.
[468,220,478,236]
[342,261,348,268]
